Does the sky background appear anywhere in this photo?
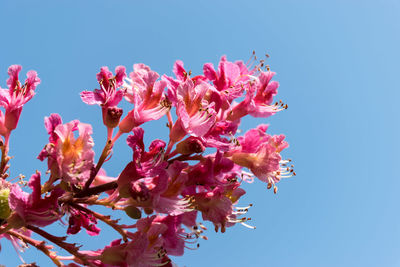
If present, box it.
[0,0,400,266]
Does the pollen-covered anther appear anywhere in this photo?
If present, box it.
[186,224,207,241]
[271,100,288,111]
[278,161,296,178]
[233,204,252,215]
[160,98,172,109]
[156,247,167,259]
[229,216,256,230]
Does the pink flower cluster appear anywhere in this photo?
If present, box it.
[0,55,295,266]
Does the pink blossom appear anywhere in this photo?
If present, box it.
[194,183,245,233]
[228,125,293,190]
[81,66,126,128]
[119,64,170,133]
[228,71,285,121]
[101,216,170,267]
[163,60,207,104]
[117,129,169,213]
[203,56,251,112]
[155,161,191,216]
[81,66,126,107]
[39,117,95,186]
[169,80,217,142]
[8,172,63,227]
[185,151,236,190]
[0,59,293,265]
[67,207,100,236]
[0,65,40,133]
[54,120,94,185]
[153,215,185,256]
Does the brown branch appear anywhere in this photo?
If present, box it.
[75,181,118,198]
[26,225,96,267]
[0,140,10,179]
[7,229,63,267]
[83,139,113,191]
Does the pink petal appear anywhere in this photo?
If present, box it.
[80,90,104,105]
[6,65,22,90]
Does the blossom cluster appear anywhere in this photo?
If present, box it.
[0,54,294,266]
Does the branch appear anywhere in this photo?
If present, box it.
[83,139,113,191]
[75,181,118,198]
[7,229,63,267]
[26,225,96,267]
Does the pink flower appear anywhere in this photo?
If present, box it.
[155,161,191,216]
[203,56,251,112]
[162,60,207,104]
[117,128,169,213]
[119,64,170,133]
[101,216,170,267]
[0,65,40,133]
[193,183,246,233]
[153,215,186,256]
[202,120,240,152]
[169,80,217,142]
[186,151,234,189]
[203,56,250,94]
[67,207,100,236]
[81,66,126,107]
[227,125,294,191]
[38,114,63,173]
[8,172,63,227]
[228,71,286,121]
[81,66,126,128]
[39,116,95,186]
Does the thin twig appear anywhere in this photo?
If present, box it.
[7,229,63,267]
[75,181,118,198]
[26,225,96,267]
[83,140,113,191]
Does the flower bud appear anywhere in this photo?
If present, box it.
[0,188,11,219]
[169,119,186,143]
[5,108,22,131]
[124,205,141,219]
[103,106,123,128]
[101,243,126,265]
[144,207,153,215]
[118,110,136,133]
[176,137,205,155]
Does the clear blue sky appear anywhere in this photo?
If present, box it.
[1,1,400,266]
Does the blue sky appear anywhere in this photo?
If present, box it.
[1,0,400,266]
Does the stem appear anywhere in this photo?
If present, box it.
[4,132,10,152]
[165,149,178,160]
[70,203,128,242]
[0,135,10,178]
[75,181,118,198]
[7,229,63,267]
[84,140,113,191]
[165,141,175,158]
[166,111,173,130]
[0,223,12,235]
[111,130,123,144]
[167,154,204,164]
[107,127,113,142]
[26,225,96,267]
